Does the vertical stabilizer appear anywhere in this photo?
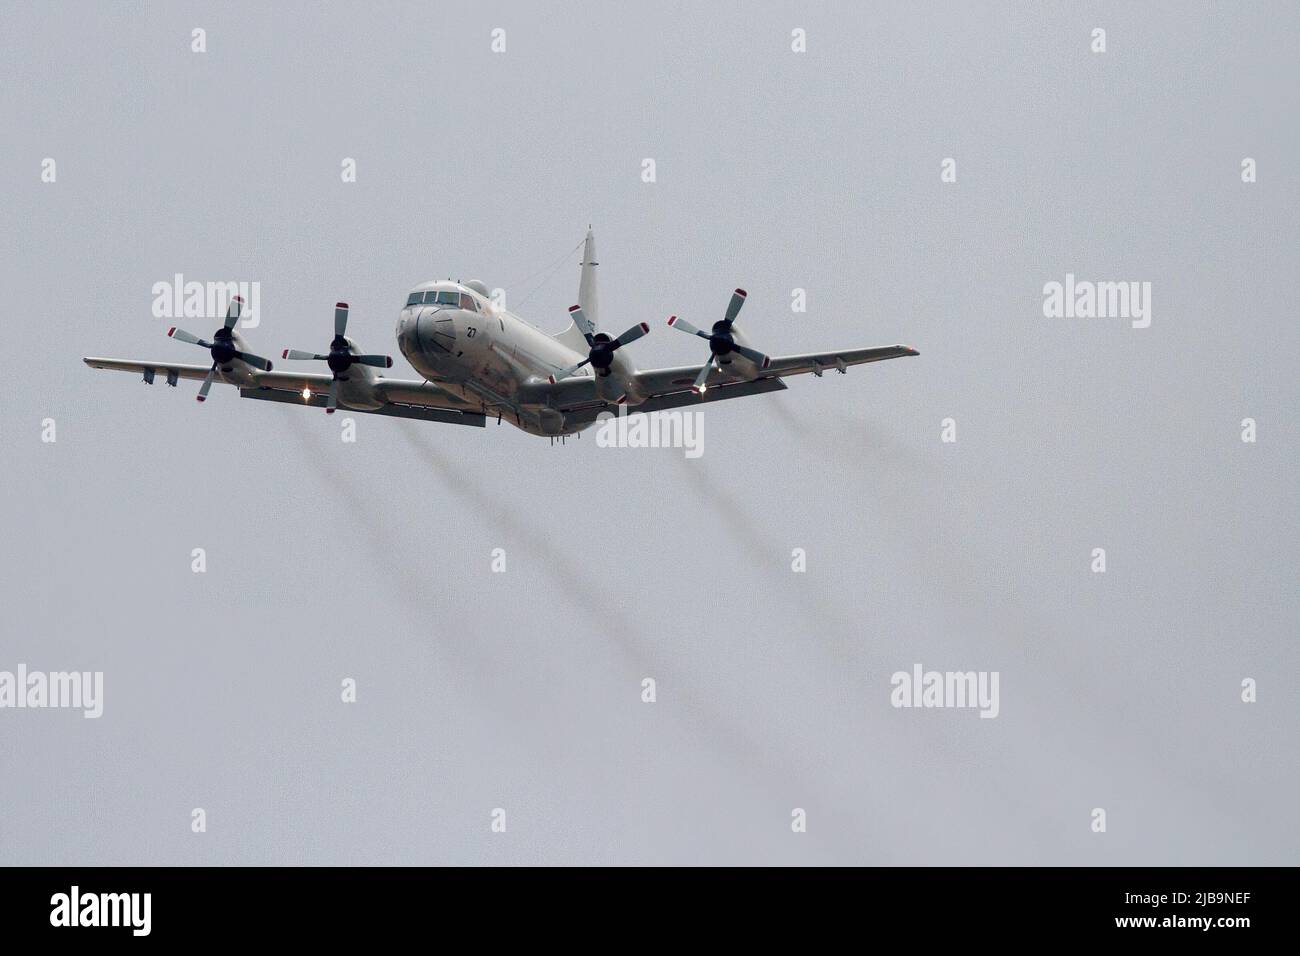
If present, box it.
[578,228,599,331]
[551,228,603,353]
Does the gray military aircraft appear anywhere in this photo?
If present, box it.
[85,230,918,437]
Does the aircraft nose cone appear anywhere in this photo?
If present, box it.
[412,308,458,358]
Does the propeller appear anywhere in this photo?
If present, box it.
[548,305,650,384]
[666,288,770,393]
[167,295,274,402]
[280,302,393,414]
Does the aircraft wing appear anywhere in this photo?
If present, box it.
[631,345,918,394]
[761,344,918,377]
[528,343,919,425]
[84,357,216,382]
[83,358,486,427]
[559,376,790,428]
[240,374,484,426]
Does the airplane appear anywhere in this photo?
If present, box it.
[84,230,918,438]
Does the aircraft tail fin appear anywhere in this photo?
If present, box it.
[578,227,598,328]
[552,228,600,354]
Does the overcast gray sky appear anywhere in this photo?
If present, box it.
[2,1,1297,865]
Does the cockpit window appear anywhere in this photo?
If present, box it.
[409,289,472,308]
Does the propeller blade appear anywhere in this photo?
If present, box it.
[224,296,244,329]
[723,288,747,325]
[548,358,591,384]
[610,322,650,350]
[568,305,596,347]
[326,377,340,414]
[666,315,710,340]
[334,302,350,338]
[731,343,770,368]
[167,327,210,348]
[352,354,393,368]
[233,351,273,371]
[282,349,325,361]
[692,355,716,394]
[196,364,217,402]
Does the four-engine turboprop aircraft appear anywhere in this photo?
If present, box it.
[84,230,918,437]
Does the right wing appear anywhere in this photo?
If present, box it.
[630,345,919,396]
[762,345,918,377]
[560,375,789,428]
[515,343,918,428]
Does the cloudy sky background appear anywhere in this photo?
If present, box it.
[2,1,1296,864]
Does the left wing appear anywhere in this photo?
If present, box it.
[238,385,485,427]
[242,372,484,426]
[84,357,216,383]
[83,357,485,427]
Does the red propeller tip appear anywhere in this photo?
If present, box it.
[195,395,205,402]
[281,350,289,359]
[167,327,176,337]
[639,322,649,333]
[336,302,348,309]
[735,289,747,297]
[667,315,677,325]
[233,295,244,303]
[547,375,557,385]
[568,305,581,313]
[325,408,335,415]
[762,357,771,369]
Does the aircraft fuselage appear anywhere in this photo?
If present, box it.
[395,281,624,437]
